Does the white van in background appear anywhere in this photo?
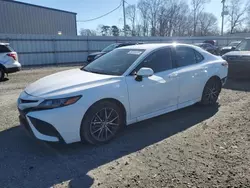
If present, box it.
[0,43,21,81]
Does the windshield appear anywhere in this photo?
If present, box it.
[83,49,145,76]
[101,44,119,52]
[236,40,250,51]
[229,41,240,47]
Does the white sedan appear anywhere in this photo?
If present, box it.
[17,43,228,144]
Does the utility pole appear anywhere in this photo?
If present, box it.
[221,0,226,36]
[122,0,127,36]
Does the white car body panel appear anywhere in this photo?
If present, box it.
[125,69,179,119]
[18,43,228,144]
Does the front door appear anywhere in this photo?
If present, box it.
[125,48,179,120]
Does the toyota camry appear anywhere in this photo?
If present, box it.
[18,43,228,145]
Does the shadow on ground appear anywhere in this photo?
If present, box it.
[0,78,9,82]
[224,79,250,92]
[0,104,219,188]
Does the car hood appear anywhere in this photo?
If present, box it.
[88,52,106,56]
[224,51,250,56]
[25,69,119,98]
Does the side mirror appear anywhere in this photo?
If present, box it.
[135,67,154,81]
[231,46,236,50]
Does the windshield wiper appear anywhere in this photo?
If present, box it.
[82,68,107,75]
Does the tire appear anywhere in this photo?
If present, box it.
[200,77,222,105]
[0,67,5,81]
[80,100,124,145]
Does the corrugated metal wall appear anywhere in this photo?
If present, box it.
[0,34,247,66]
[0,0,77,36]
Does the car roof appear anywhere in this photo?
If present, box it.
[119,43,197,51]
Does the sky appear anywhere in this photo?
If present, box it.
[16,0,246,34]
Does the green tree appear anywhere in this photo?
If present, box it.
[111,25,120,36]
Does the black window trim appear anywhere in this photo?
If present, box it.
[172,46,204,68]
[128,47,175,75]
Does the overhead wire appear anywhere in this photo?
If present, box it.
[77,1,122,22]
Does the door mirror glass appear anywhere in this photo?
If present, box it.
[137,67,154,77]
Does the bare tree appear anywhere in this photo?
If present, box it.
[172,2,192,36]
[79,28,97,36]
[227,0,249,34]
[190,0,210,36]
[134,24,144,36]
[198,12,218,36]
[139,0,162,36]
[137,0,150,36]
[126,5,137,36]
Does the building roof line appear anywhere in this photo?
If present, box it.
[1,0,77,15]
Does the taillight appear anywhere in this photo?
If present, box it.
[222,62,228,68]
[7,53,17,61]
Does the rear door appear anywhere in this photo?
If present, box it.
[173,46,207,108]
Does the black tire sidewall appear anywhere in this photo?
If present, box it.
[0,68,5,81]
[80,101,124,145]
[201,78,221,105]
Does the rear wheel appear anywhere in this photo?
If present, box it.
[0,68,5,81]
[80,101,124,145]
[201,77,222,105]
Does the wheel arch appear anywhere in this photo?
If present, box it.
[82,98,127,125]
[206,75,222,89]
[80,98,128,143]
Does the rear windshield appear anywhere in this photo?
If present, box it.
[0,45,13,53]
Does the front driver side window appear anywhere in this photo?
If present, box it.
[133,48,173,74]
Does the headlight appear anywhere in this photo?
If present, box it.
[37,96,81,110]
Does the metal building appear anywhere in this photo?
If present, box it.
[0,0,77,35]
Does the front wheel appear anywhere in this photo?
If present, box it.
[80,101,124,145]
[200,78,222,105]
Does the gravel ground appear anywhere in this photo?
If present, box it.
[0,67,249,188]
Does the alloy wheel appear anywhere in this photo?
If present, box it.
[205,82,219,104]
[90,108,120,142]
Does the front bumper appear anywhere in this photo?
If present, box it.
[17,92,86,144]
[19,113,65,143]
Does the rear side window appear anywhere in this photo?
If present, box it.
[0,45,12,53]
[175,47,200,67]
[134,48,173,73]
[194,50,204,63]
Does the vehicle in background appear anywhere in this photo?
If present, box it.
[203,40,217,46]
[18,43,228,145]
[194,43,219,55]
[220,41,241,55]
[222,38,250,79]
[0,43,21,81]
[87,42,143,63]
